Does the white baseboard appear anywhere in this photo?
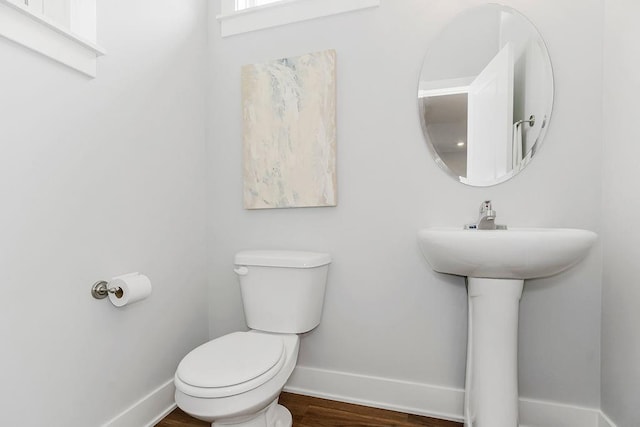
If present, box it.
[519,397,601,427]
[284,365,604,427]
[103,378,176,427]
[99,368,617,427]
[285,366,465,422]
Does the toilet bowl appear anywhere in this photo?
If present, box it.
[174,250,331,427]
[175,331,299,426]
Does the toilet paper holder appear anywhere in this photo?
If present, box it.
[91,280,124,300]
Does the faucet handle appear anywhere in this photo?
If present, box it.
[480,200,493,213]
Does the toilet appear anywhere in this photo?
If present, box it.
[174,250,331,427]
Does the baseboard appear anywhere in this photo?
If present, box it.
[284,365,465,422]
[98,367,614,427]
[519,397,601,427]
[284,366,604,427]
[103,378,176,427]
[598,411,618,427]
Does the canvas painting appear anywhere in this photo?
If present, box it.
[241,49,337,209]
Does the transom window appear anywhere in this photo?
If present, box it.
[218,0,380,37]
[0,0,104,76]
[9,0,74,34]
[235,0,283,11]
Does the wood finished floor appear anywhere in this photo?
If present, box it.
[155,392,463,427]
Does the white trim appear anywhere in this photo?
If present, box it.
[418,86,469,98]
[519,397,601,427]
[98,368,618,427]
[284,365,465,423]
[217,0,380,37]
[0,0,105,77]
[598,411,618,427]
[103,379,176,427]
[284,365,605,427]
[418,77,475,98]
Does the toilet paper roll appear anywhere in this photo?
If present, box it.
[108,273,152,307]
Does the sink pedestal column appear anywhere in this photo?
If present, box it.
[465,278,524,427]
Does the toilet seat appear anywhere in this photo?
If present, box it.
[175,332,286,398]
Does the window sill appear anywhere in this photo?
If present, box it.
[217,0,380,37]
[0,0,105,77]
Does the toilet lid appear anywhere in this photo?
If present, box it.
[176,332,285,390]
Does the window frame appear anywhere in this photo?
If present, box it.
[0,0,105,77]
[217,0,380,37]
[234,0,283,11]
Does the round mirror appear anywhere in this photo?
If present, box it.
[418,5,554,186]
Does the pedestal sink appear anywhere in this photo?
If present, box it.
[417,227,597,427]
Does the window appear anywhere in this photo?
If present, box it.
[0,0,104,77]
[218,0,380,37]
[13,0,71,29]
[235,0,283,11]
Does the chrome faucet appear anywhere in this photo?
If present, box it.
[465,200,506,230]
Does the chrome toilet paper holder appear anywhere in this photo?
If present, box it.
[91,280,123,300]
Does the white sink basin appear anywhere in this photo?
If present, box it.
[418,227,597,279]
[418,226,597,426]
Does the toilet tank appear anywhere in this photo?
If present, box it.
[234,250,331,334]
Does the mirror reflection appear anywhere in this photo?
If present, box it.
[418,5,554,186]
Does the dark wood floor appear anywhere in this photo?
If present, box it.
[156,392,463,427]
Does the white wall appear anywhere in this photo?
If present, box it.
[0,1,209,425]
[602,0,640,425]
[207,0,603,409]
[419,7,500,83]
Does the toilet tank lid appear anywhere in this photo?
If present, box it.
[235,250,331,268]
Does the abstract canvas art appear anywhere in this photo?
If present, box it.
[241,49,337,209]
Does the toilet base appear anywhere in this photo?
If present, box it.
[211,399,292,427]
[269,404,292,427]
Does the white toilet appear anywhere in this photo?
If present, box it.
[174,250,331,427]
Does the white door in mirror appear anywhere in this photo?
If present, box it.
[466,43,515,185]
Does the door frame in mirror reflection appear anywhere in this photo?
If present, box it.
[417,4,554,187]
